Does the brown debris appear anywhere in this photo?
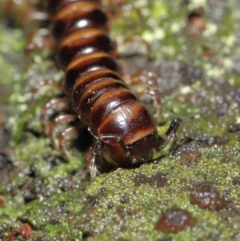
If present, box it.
[190,183,226,210]
[155,207,196,233]
[19,223,33,239]
[179,150,201,166]
[186,7,206,36]
[133,171,167,187]
[0,196,5,206]
[3,223,33,241]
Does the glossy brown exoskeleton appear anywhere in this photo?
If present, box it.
[47,0,181,177]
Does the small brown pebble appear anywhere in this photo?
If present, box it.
[3,223,33,241]
[186,7,206,36]
[0,196,4,206]
[190,184,226,210]
[202,47,213,58]
[19,223,32,239]
[188,17,206,30]
[179,151,201,166]
[155,207,196,233]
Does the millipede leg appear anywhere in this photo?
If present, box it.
[117,35,152,59]
[25,28,55,53]
[87,134,132,178]
[58,126,79,160]
[127,70,162,120]
[87,154,99,179]
[86,142,102,178]
[41,97,69,135]
[49,114,78,150]
[158,118,182,150]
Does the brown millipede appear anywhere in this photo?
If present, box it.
[45,0,182,177]
[0,0,181,179]
[6,0,182,177]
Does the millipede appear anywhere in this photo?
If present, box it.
[8,0,181,177]
[43,0,182,177]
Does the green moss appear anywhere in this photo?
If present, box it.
[82,146,240,240]
[0,0,240,240]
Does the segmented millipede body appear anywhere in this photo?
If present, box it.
[47,0,181,176]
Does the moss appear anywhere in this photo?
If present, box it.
[0,0,240,240]
[82,146,240,240]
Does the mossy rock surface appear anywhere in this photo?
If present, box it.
[0,0,240,240]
